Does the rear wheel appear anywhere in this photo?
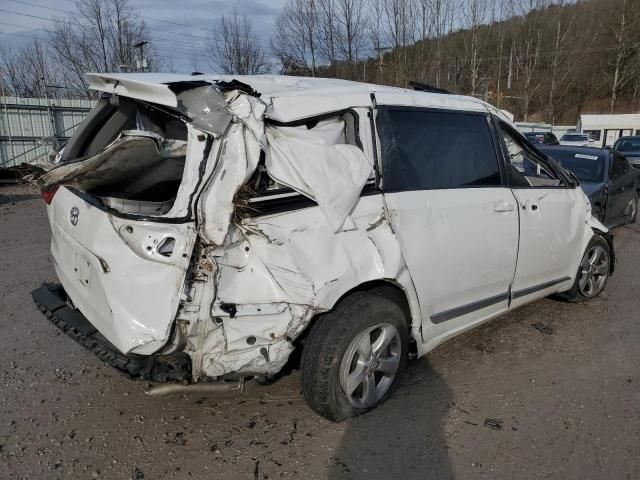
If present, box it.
[300,292,409,421]
[559,235,611,302]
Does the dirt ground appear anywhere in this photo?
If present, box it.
[1,184,639,480]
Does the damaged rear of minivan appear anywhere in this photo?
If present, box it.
[32,74,388,418]
[34,76,237,381]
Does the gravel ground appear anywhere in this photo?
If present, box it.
[1,184,639,480]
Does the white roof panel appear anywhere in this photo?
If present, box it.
[86,73,492,122]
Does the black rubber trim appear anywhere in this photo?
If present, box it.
[248,182,380,217]
[511,276,572,300]
[430,292,510,324]
[31,283,191,383]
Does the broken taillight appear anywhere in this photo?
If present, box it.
[41,186,59,205]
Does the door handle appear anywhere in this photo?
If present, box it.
[494,200,515,212]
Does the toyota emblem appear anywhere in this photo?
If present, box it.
[70,207,79,226]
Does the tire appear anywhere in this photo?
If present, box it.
[559,234,611,303]
[300,292,409,421]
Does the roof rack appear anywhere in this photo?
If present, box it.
[409,81,450,94]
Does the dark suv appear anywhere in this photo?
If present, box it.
[524,131,559,145]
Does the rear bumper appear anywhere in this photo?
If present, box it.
[31,283,191,383]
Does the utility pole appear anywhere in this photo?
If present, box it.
[45,85,66,153]
[374,46,392,83]
[42,80,57,141]
[134,41,148,72]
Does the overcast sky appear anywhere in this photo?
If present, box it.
[0,0,288,72]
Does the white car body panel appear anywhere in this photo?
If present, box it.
[49,187,197,354]
[383,188,519,335]
[509,188,590,304]
[40,74,608,381]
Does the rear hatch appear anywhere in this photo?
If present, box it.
[39,74,232,355]
[48,186,197,355]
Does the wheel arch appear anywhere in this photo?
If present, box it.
[591,228,616,275]
[299,278,422,350]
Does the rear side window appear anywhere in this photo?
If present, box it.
[62,97,187,163]
[377,108,502,191]
[497,123,563,188]
[610,154,630,179]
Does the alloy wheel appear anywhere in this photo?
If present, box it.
[578,244,609,298]
[339,323,402,409]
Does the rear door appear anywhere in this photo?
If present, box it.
[41,78,233,356]
[377,107,519,343]
[607,153,636,225]
[495,121,583,305]
[48,186,199,355]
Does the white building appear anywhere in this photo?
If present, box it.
[577,114,640,148]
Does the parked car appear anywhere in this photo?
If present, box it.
[613,136,640,168]
[560,133,594,147]
[539,145,639,228]
[524,131,559,145]
[32,74,614,421]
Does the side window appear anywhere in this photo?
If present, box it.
[584,130,602,142]
[497,124,563,188]
[610,155,629,179]
[377,108,502,191]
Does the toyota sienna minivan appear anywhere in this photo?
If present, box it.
[33,74,614,421]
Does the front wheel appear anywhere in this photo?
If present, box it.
[559,235,611,302]
[300,292,409,421]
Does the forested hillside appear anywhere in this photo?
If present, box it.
[273,0,640,124]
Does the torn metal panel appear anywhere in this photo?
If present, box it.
[87,73,184,107]
[198,94,265,246]
[174,84,232,137]
[87,73,233,137]
[265,119,372,232]
[38,131,167,190]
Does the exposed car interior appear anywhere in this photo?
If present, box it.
[53,97,189,215]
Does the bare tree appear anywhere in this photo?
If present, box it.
[0,40,58,98]
[317,0,339,74]
[601,0,640,113]
[335,0,366,66]
[48,0,150,97]
[547,0,577,123]
[428,0,454,87]
[272,0,319,75]
[462,0,488,95]
[514,0,545,121]
[207,8,271,75]
[366,0,387,83]
[383,0,417,85]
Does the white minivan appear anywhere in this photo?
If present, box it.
[33,74,614,421]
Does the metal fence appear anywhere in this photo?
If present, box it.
[0,96,96,168]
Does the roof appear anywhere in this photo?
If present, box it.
[86,73,497,123]
[578,114,640,130]
[538,144,610,157]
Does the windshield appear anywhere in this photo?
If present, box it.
[614,137,640,153]
[545,150,606,183]
[561,134,588,141]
